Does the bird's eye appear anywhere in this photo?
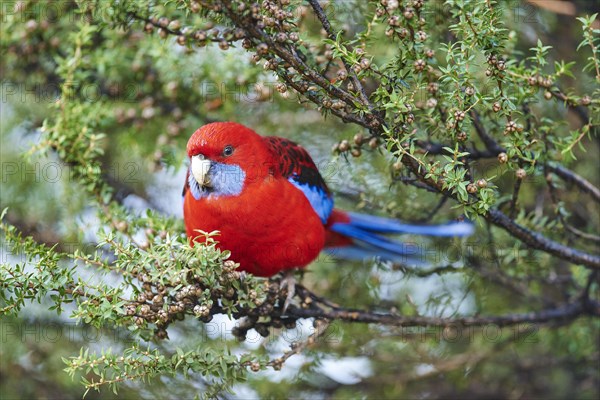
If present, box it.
[223,145,234,157]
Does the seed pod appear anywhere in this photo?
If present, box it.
[338,140,350,152]
[194,30,207,41]
[581,96,591,106]
[331,100,345,110]
[275,82,287,93]
[158,17,170,28]
[369,137,379,149]
[256,43,269,55]
[276,32,287,43]
[505,120,517,133]
[218,40,229,50]
[353,133,364,145]
[414,59,426,71]
[415,30,427,42]
[155,329,168,339]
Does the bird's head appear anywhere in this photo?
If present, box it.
[186,122,272,199]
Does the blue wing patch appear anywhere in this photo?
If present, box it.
[263,136,333,224]
[289,176,334,224]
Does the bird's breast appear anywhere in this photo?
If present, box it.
[184,177,325,276]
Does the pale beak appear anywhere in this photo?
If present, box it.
[191,154,212,188]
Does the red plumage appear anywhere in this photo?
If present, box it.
[183,122,329,277]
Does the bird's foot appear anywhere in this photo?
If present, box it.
[279,271,296,315]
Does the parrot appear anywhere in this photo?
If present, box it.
[182,122,473,278]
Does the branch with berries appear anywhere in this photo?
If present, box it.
[170,1,600,269]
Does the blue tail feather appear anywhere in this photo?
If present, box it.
[326,212,473,263]
[324,246,430,267]
[344,212,474,237]
[329,223,416,255]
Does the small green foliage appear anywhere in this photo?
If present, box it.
[1,0,598,399]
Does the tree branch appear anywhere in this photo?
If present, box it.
[546,163,600,203]
[306,0,376,116]
[284,293,597,327]
[487,209,600,269]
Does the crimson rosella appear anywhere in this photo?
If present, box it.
[183,122,473,277]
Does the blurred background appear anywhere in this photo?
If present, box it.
[1,0,599,398]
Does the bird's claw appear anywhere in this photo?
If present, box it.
[280,271,296,315]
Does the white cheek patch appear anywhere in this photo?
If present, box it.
[188,161,246,200]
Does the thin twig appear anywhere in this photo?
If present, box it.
[284,298,597,327]
[509,176,522,219]
[545,170,600,243]
[306,0,374,111]
[546,163,600,203]
[487,209,600,269]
